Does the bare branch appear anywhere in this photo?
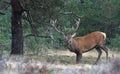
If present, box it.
[25,10,39,42]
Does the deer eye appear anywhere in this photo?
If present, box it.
[68,38,72,43]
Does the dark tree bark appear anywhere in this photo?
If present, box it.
[10,0,24,55]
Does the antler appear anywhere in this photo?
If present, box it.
[70,18,80,34]
[50,19,65,35]
[50,18,80,35]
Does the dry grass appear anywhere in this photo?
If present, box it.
[0,50,120,74]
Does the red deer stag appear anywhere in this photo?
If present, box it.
[50,19,108,64]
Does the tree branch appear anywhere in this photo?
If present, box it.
[25,34,51,39]
[0,12,5,15]
[18,0,39,42]
[0,1,10,15]
[59,12,83,18]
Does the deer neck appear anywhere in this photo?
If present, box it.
[67,38,76,52]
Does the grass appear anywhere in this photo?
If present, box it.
[23,53,107,65]
[0,50,120,74]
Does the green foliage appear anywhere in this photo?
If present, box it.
[0,10,11,50]
[0,0,120,52]
[110,35,120,51]
[25,0,120,50]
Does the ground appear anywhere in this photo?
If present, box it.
[0,49,120,74]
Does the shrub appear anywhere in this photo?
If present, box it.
[109,35,120,51]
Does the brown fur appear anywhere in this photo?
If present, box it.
[72,31,106,53]
[68,31,108,64]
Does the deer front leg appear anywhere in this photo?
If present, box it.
[75,51,82,64]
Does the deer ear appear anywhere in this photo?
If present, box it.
[72,33,76,37]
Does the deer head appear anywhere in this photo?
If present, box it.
[50,18,80,44]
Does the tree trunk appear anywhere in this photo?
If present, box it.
[10,0,24,55]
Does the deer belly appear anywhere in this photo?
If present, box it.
[81,45,95,53]
[81,48,92,53]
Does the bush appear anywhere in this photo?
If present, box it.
[110,35,120,51]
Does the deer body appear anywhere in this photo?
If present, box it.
[68,31,106,53]
[50,19,108,64]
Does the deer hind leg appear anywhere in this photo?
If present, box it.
[95,46,102,64]
[100,46,108,61]
[75,51,82,64]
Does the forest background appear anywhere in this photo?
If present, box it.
[0,0,120,54]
